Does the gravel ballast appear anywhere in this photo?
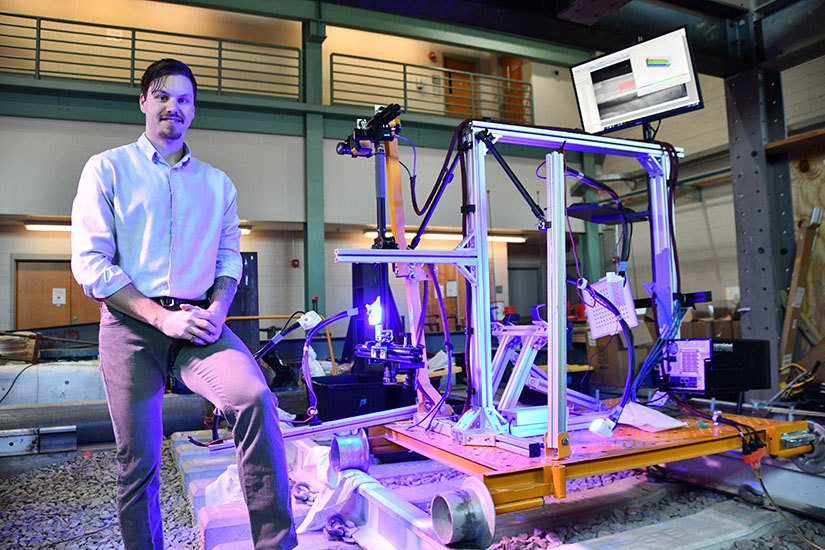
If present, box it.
[2,442,824,550]
[0,440,196,549]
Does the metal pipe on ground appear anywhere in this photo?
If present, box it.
[0,394,213,445]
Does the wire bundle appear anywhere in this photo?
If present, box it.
[300,308,358,421]
[410,264,455,431]
[630,303,687,399]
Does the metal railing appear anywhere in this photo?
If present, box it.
[0,12,301,100]
[331,53,534,123]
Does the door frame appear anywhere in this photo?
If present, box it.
[12,253,72,329]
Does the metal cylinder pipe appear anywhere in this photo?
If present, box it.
[0,394,213,445]
[328,429,370,487]
[431,477,495,547]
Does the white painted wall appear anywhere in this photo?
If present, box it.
[528,61,582,130]
[0,117,305,221]
[783,56,825,130]
[2,0,824,335]
[626,184,740,309]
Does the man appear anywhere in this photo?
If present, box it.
[71,58,297,549]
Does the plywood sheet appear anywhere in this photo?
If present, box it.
[790,152,825,353]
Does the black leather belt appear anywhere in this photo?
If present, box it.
[153,297,211,309]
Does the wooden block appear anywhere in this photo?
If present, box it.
[0,332,41,363]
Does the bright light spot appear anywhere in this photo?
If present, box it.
[367,296,382,326]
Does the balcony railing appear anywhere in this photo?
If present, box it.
[330,53,534,124]
[0,12,301,100]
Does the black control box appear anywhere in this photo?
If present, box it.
[660,338,771,395]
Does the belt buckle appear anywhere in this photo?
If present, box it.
[158,297,176,307]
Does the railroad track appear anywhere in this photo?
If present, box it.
[487,465,824,550]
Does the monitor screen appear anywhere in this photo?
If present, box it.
[571,28,703,135]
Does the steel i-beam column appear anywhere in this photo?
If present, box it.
[302,20,327,314]
[725,67,794,397]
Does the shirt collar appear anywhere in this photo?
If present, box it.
[137,133,192,167]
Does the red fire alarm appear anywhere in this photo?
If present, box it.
[428,50,436,61]
[291,259,300,268]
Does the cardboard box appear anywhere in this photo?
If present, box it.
[585,331,627,388]
[690,320,714,338]
[712,318,733,339]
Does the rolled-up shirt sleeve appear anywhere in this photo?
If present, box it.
[71,155,132,300]
[215,177,243,283]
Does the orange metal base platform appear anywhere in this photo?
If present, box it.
[379,414,812,515]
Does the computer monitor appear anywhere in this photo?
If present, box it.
[571,28,703,135]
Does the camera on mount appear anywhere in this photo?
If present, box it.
[336,103,402,157]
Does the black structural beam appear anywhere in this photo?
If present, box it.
[318,0,823,77]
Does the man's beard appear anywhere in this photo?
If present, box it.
[159,126,183,140]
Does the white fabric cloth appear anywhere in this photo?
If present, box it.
[618,401,688,432]
[204,464,244,507]
[297,469,381,533]
[71,133,242,300]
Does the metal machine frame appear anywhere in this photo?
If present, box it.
[336,121,677,453]
[283,120,816,541]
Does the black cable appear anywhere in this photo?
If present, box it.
[411,265,454,431]
[399,160,412,180]
[753,466,825,550]
[253,310,305,360]
[458,145,474,415]
[651,401,750,444]
[566,278,635,416]
[0,363,36,404]
[412,120,471,216]
[478,129,546,224]
[581,332,617,392]
[410,153,461,249]
[650,119,662,141]
[668,392,759,441]
[631,305,686,398]
[425,264,454,431]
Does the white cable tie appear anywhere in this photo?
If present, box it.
[298,311,323,330]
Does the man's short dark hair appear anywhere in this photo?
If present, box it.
[140,58,197,100]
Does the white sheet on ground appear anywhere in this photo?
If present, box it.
[618,401,688,432]
[296,469,381,533]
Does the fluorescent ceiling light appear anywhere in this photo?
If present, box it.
[363,230,526,243]
[488,235,527,243]
[24,223,71,232]
[240,227,252,235]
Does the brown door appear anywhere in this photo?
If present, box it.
[421,263,466,333]
[444,57,478,119]
[500,56,526,122]
[15,260,100,329]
